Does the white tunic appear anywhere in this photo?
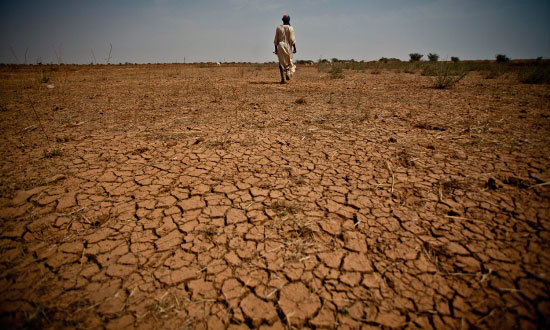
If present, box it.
[274,24,296,74]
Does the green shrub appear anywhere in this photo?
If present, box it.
[451,56,460,63]
[428,53,439,62]
[409,53,423,62]
[496,54,510,63]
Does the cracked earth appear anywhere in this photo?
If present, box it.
[0,64,549,328]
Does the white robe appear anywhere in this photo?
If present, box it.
[274,24,296,75]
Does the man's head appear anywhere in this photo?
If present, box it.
[282,14,290,24]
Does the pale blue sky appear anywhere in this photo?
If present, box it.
[1,0,549,64]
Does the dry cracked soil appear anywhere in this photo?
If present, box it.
[0,64,549,329]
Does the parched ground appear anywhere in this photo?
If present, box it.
[0,64,549,329]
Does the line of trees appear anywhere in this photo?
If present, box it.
[408,53,517,63]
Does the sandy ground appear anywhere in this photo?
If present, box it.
[0,64,549,329]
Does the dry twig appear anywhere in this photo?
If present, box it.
[385,161,394,194]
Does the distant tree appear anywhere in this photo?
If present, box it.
[379,57,389,63]
[496,54,510,63]
[331,58,339,63]
[409,53,423,62]
[427,53,439,62]
[451,56,460,63]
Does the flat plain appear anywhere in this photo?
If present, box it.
[0,64,549,328]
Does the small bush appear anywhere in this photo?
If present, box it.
[428,53,439,62]
[496,54,510,63]
[41,76,49,83]
[451,56,460,63]
[430,63,468,89]
[409,53,423,62]
[379,57,389,63]
[329,65,344,79]
[518,65,550,84]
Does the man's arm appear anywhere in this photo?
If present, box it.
[293,44,297,54]
[274,27,279,48]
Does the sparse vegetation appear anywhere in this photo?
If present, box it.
[403,63,416,74]
[518,64,550,84]
[329,65,344,79]
[429,63,468,89]
[24,304,51,328]
[43,148,62,158]
[421,64,439,76]
[271,200,301,216]
[317,60,331,73]
[484,65,504,79]
[451,56,460,63]
[371,63,382,74]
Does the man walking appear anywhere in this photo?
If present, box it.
[274,14,296,84]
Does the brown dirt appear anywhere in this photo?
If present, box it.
[0,64,549,329]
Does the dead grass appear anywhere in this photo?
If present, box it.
[42,148,62,158]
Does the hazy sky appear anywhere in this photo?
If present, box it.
[1,0,549,64]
